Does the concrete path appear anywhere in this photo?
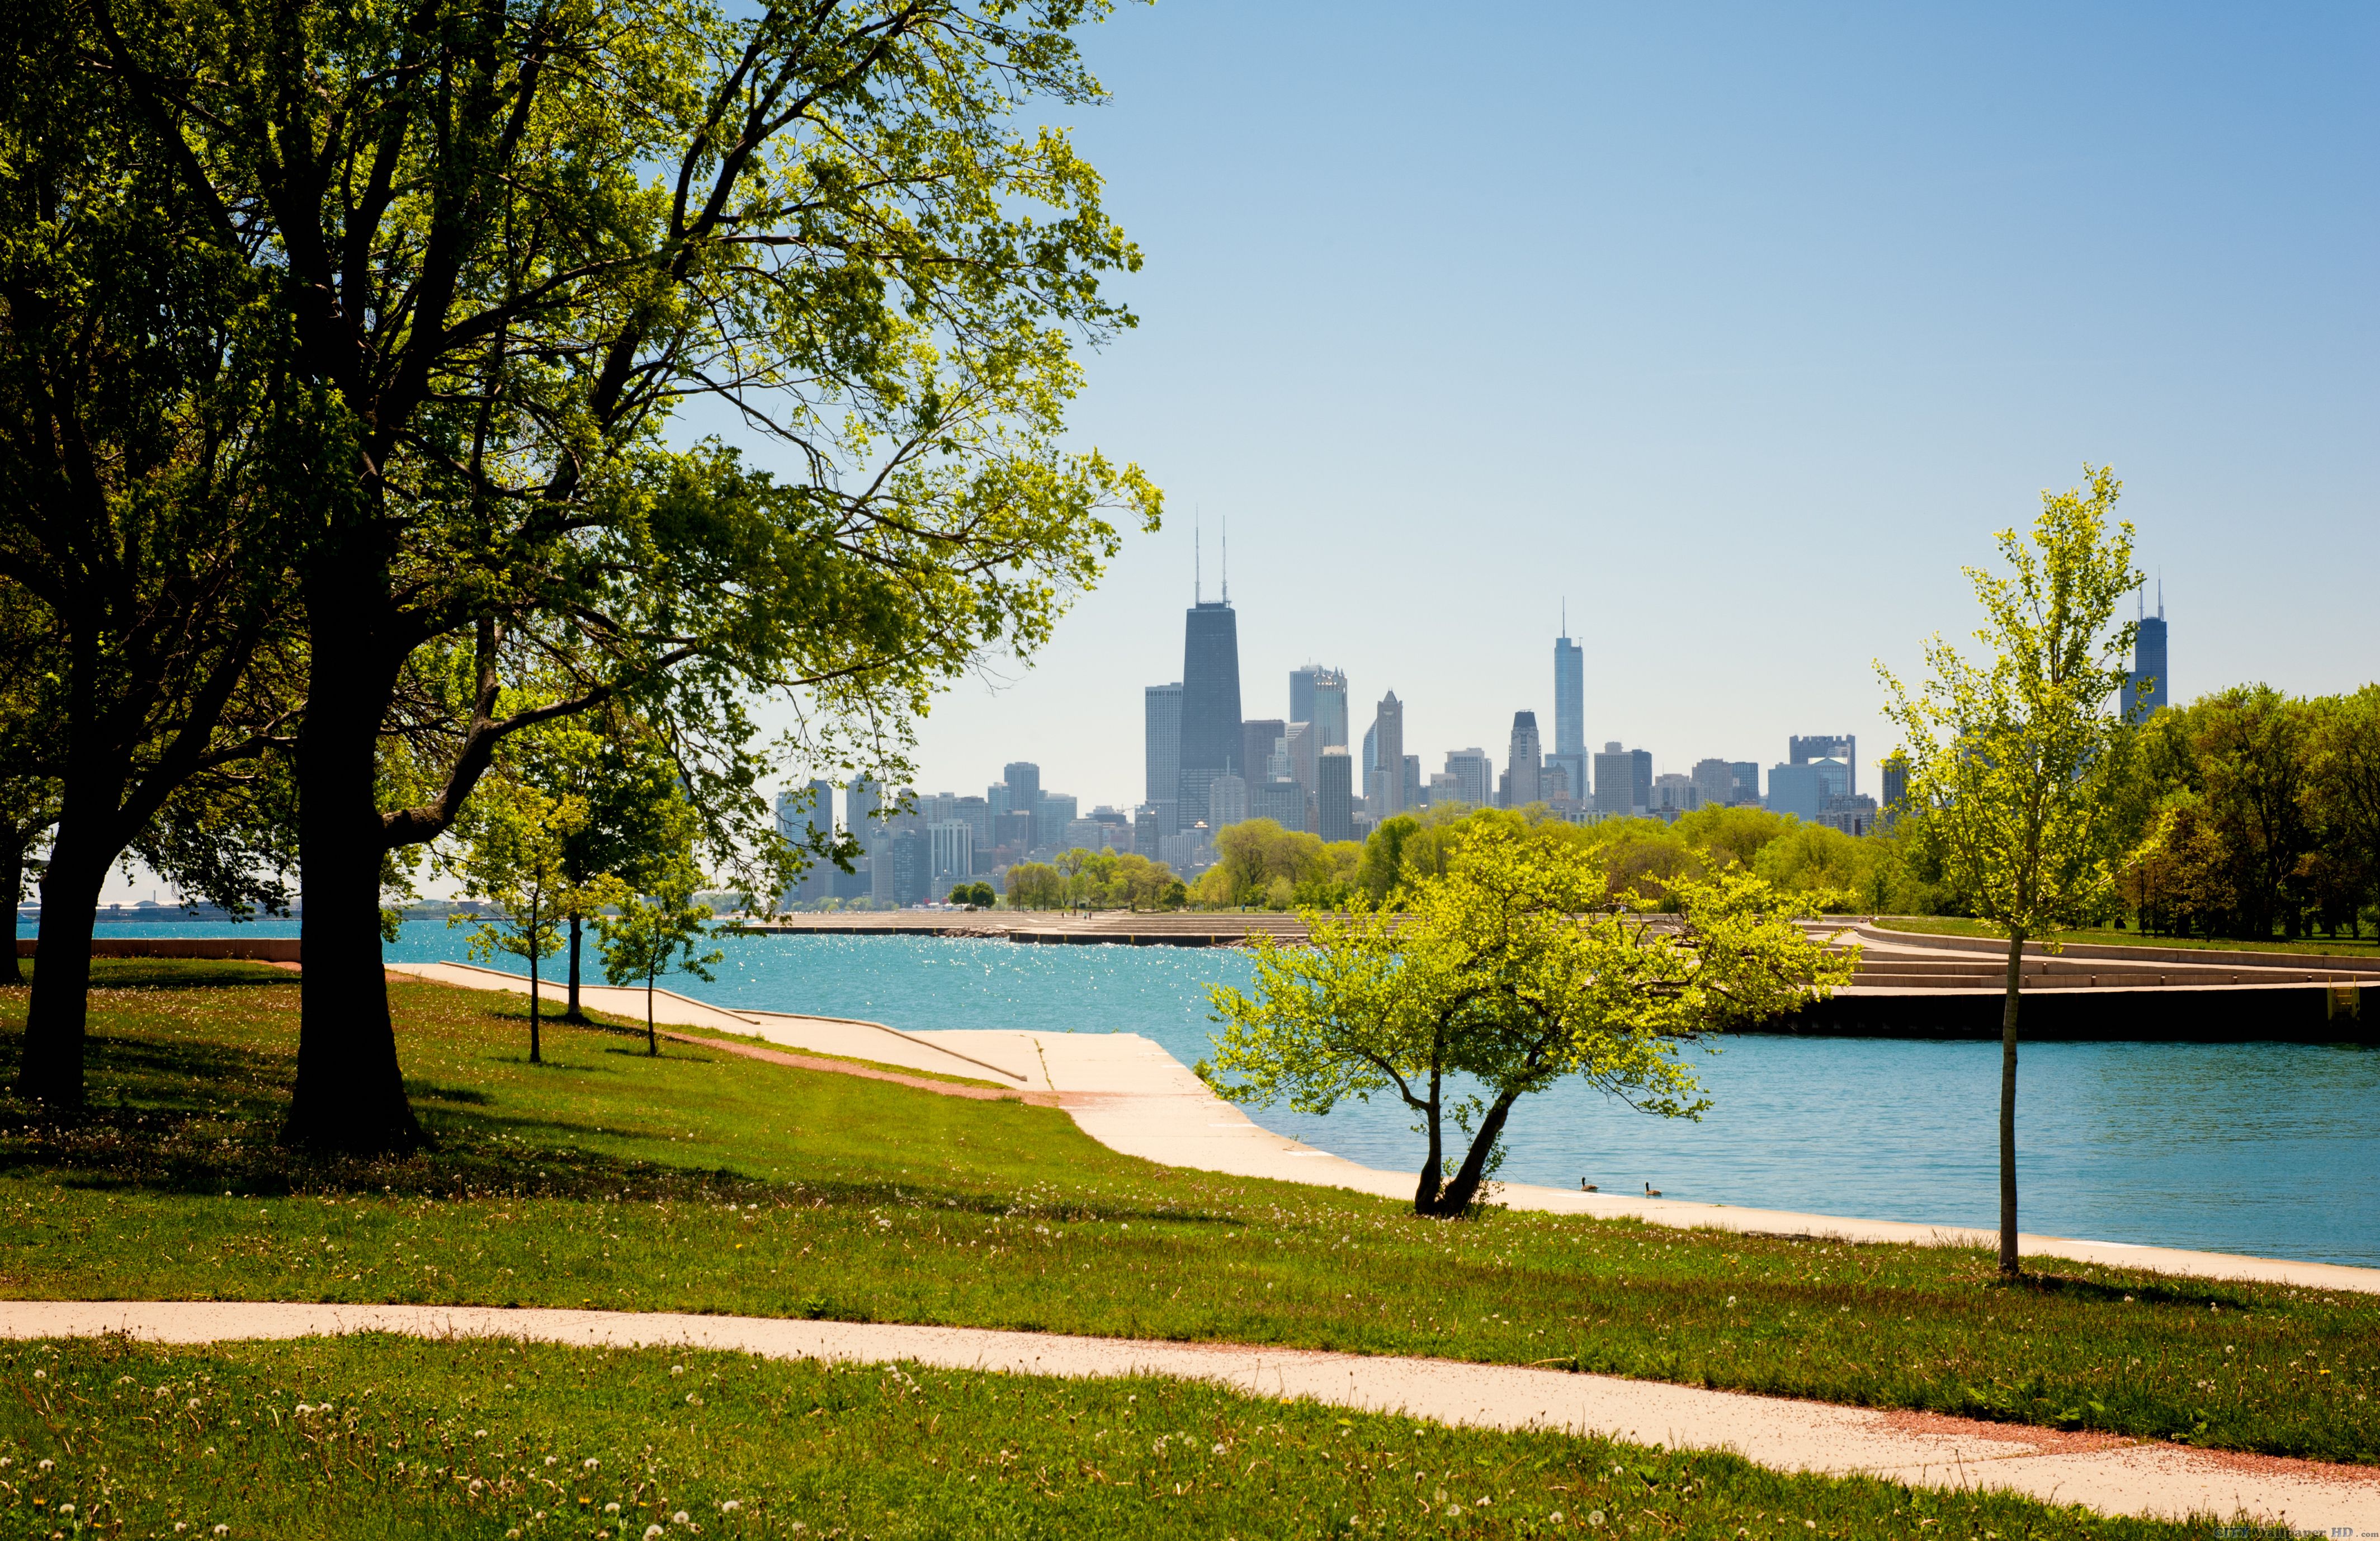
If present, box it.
[3,1300,2368,1532]
[389,960,2380,1294]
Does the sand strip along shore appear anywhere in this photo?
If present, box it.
[386,961,2380,1295]
[3,1300,2371,1531]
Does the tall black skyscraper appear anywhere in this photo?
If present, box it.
[2121,583,2169,720]
[1178,529,1244,823]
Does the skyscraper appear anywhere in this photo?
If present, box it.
[1551,615,1585,806]
[1144,682,1182,831]
[1788,736,1856,798]
[1003,761,1041,812]
[1592,742,1652,817]
[1360,720,1378,803]
[1443,748,1491,808]
[2121,585,2169,720]
[1291,666,1349,749]
[1372,692,1406,814]
[1242,719,1286,795]
[1178,602,1243,825]
[1317,747,1355,843]
[1505,712,1542,807]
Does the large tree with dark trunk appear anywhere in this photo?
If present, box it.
[1205,816,1845,1218]
[78,0,1155,1151]
[0,0,309,1106]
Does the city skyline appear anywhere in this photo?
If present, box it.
[778,3,2368,828]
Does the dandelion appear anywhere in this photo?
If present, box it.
[585,1458,601,1471]
[1212,1443,1226,1454]
[40,1459,55,1471]
[188,1397,202,1409]
[215,1528,232,1537]
[58,1504,74,1516]
[606,1503,621,1514]
[174,1526,187,1534]
[31,1369,43,1379]
[475,1429,488,1438]
[1588,1512,1605,1528]
[674,1511,691,1524]
[645,1528,665,1539]
[721,1500,742,1513]
[469,1478,486,1493]
[1551,1514,1564,1524]
[546,1455,559,1466]
[670,1366,685,1376]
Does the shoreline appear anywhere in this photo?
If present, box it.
[390,960,2380,1293]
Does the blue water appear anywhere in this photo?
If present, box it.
[35,921,2380,1267]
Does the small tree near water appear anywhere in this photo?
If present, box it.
[1202,821,1849,1217]
[1878,465,2146,1276]
[598,865,724,1057]
[446,776,624,1064]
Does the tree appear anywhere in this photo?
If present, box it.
[0,5,310,1105]
[1194,820,1331,909]
[1878,465,2146,1276]
[1005,862,1065,911]
[2307,685,2380,931]
[1749,822,1873,908]
[1206,820,1847,1217]
[1670,805,1795,871]
[70,0,1156,1150]
[598,864,723,1057]
[549,728,703,1023]
[445,766,625,1065]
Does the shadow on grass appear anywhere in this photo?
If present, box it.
[2001,1269,2266,1312]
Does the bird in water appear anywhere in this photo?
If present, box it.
[1644,1182,1662,1197]
[1579,1180,1598,1192]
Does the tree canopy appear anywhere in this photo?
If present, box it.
[1206,818,1848,1217]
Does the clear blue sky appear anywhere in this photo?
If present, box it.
[892,0,2376,810]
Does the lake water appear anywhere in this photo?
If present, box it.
[39,920,2380,1267]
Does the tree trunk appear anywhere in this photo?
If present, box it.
[527,929,542,1064]
[1411,1071,1444,1214]
[0,835,24,988]
[281,621,424,1154]
[1998,931,2024,1278]
[646,971,658,1056]
[18,842,108,1108]
[564,915,587,1022]
[1425,1091,1520,1218]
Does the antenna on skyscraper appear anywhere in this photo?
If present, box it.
[1222,516,1229,604]
[2157,572,2164,621]
[1561,597,1568,638]
[1194,508,1202,603]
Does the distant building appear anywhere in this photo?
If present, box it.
[929,821,974,882]
[1372,692,1406,815]
[1144,682,1182,833]
[1551,618,1586,812]
[1035,791,1076,851]
[1318,747,1356,843]
[1208,772,1248,831]
[1540,757,1572,803]
[1881,755,1909,817]
[1442,747,1492,809]
[1062,816,1107,851]
[1505,712,1542,807]
[776,778,837,903]
[1402,753,1422,812]
[1816,794,1881,838]
[1179,595,1244,831]
[1291,665,1350,750]
[1592,742,1651,817]
[1651,772,1695,816]
[1361,720,1378,804]
[1767,761,1824,821]
[1133,804,1162,856]
[2121,587,2169,720]
[1243,719,1286,794]
[1788,736,1856,798]
[1254,777,1307,831]
[889,828,932,906]
[1282,720,1315,792]
[1730,761,1760,807]
[1003,761,1041,812]
[952,795,992,852]
[1688,759,1739,812]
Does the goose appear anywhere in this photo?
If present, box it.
[1644,1182,1663,1198]
[1579,1180,1598,1192]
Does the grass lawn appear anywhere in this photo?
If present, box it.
[1,962,2375,1472]
[0,1335,2275,1539]
[1872,916,2380,958]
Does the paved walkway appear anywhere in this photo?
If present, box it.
[4,1300,2369,1531]
[391,960,2380,1296]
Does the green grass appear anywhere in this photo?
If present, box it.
[0,1335,2272,1539]
[1874,916,2380,957]
[1,963,2376,1471]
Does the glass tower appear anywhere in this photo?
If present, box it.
[1178,600,1244,825]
